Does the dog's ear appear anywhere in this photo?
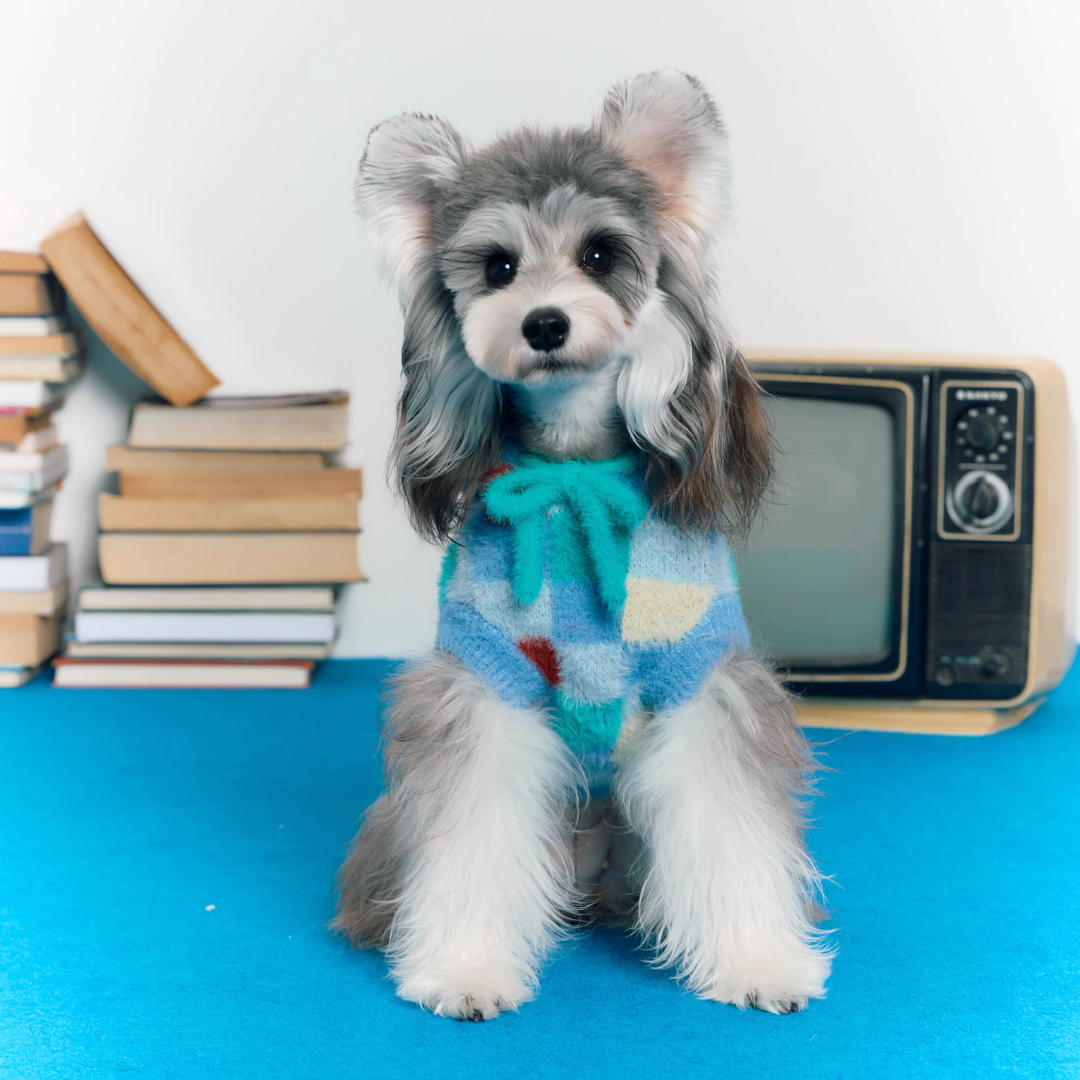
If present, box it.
[356,113,468,294]
[596,70,730,246]
[619,299,774,542]
[392,268,504,543]
[603,73,771,538]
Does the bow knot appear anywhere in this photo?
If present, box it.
[482,454,649,612]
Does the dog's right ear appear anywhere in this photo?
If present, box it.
[356,114,468,295]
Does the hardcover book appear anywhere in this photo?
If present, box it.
[0,500,53,556]
[39,212,219,406]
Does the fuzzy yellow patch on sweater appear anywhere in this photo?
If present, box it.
[621,578,715,643]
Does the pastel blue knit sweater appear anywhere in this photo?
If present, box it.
[436,446,749,775]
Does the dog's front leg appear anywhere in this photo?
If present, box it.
[371,652,577,1020]
[615,652,832,1013]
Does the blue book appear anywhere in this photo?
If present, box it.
[0,500,53,556]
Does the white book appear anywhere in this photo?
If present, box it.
[0,382,67,409]
[0,316,67,337]
[0,445,69,472]
[0,356,82,381]
[0,485,60,510]
[77,585,336,611]
[0,543,67,590]
[0,665,44,688]
[64,641,331,660]
[0,446,68,492]
[52,659,313,689]
[74,610,336,644]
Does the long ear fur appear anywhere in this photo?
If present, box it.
[393,266,504,542]
[602,70,772,538]
[356,113,469,296]
[358,113,500,541]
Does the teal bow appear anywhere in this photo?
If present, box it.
[482,453,649,612]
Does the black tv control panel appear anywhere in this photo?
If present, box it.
[937,380,1025,541]
[927,376,1032,698]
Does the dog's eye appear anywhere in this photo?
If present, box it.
[582,243,613,274]
[485,253,517,288]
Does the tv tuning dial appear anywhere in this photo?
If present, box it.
[962,415,998,451]
[948,469,1013,533]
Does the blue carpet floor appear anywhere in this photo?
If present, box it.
[1,660,1078,1080]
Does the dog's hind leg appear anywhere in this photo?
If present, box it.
[614,651,832,1013]
[340,651,578,1020]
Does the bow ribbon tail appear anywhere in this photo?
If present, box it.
[509,512,546,606]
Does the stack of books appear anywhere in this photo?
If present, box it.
[0,251,78,686]
[53,392,363,689]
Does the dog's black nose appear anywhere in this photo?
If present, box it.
[522,308,570,352]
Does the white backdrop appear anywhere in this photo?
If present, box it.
[2,0,1078,656]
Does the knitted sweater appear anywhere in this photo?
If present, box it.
[436,446,750,770]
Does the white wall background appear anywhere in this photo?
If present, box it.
[2,0,1078,656]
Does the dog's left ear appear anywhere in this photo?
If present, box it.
[596,70,729,247]
[356,113,469,295]
[603,72,772,538]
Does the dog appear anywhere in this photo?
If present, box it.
[334,70,832,1020]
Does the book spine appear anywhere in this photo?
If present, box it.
[0,528,33,555]
[0,505,33,555]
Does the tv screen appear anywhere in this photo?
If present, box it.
[736,394,897,668]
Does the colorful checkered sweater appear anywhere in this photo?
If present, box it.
[437,445,750,765]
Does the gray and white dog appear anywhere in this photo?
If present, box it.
[335,70,831,1020]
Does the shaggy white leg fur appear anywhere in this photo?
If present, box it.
[615,652,832,1012]
[385,654,579,1020]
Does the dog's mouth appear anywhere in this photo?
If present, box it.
[519,354,594,381]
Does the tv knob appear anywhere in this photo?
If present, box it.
[947,470,1013,533]
[962,476,1000,519]
[963,415,998,450]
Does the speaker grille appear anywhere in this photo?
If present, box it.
[926,542,1031,692]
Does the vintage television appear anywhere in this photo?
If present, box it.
[738,351,1075,734]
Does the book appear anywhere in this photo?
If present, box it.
[0,500,53,556]
[0,613,62,666]
[0,664,44,688]
[14,425,59,454]
[98,494,360,532]
[77,584,334,611]
[52,658,314,688]
[0,410,54,448]
[0,273,61,316]
[0,582,68,615]
[39,211,219,406]
[0,485,61,510]
[0,446,68,492]
[117,467,362,499]
[0,382,67,410]
[105,447,325,471]
[74,609,336,644]
[0,315,67,337]
[127,399,349,451]
[0,543,67,590]
[0,253,49,274]
[0,445,69,474]
[99,533,362,585]
[0,357,82,382]
[0,332,79,356]
[64,641,331,660]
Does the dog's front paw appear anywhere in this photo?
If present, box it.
[695,943,831,1014]
[395,964,534,1021]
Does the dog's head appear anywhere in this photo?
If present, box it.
[358,70,771,542]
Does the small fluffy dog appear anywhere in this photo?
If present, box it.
[335,70,831,1020]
